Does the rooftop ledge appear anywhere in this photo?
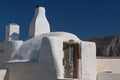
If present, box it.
[58,78,78,80]
[6,59,30,63]
[97,56,120,59]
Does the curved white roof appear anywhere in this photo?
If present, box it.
[10,32,81,62]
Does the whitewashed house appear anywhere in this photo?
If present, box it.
[0,5,96,80]
[2,5,120,80]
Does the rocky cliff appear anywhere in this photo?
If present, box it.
[88,35,120,56]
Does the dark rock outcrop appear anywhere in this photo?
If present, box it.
[88,35,120,56]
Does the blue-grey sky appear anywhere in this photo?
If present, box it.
[0,0,120,42]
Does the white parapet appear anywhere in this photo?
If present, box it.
[0,69,7,80]
[97,72,120,80]
[6,23,20,41]
[29,5,50,38]
[81,41,96,80]
[58,78,78,80]
[96,59,120,73]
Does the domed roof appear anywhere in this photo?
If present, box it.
[10,32,81,62]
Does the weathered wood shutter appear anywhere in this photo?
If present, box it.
[63,40,81,78]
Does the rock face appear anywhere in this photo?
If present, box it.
[88,35,120,56]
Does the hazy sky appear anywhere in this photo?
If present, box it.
[0,0,120,42]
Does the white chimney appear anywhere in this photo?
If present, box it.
[29,5,50,38]
[6,23,19,41]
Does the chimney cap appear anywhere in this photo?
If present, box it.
[36,5,45,8]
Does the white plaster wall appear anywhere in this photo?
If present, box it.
[81,41,96,80]
[97,73,120,80]
[4,41,23,60]
[6,23,19,41]
[0,41,23,69]
[6,62,57,80]
[6,61,79,80]
[45,37,64,79]
[96,59,120,73]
